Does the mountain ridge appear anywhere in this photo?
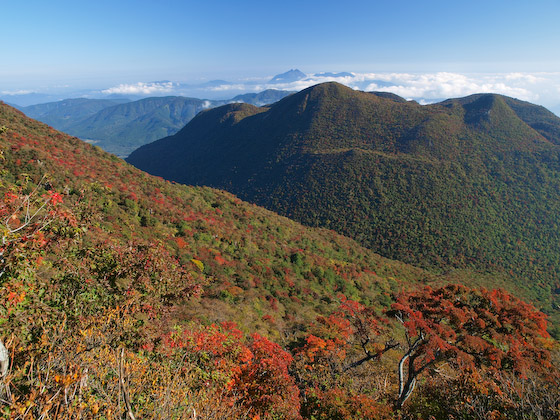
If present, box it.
[127,82,560,333]
[19,90,293,157]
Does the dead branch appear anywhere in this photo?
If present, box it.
[118,348,136,420]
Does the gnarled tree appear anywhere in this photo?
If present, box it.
[387,284,553,408]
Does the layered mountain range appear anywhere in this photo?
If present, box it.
[128,82,560,329]
[18,90,292,157]
[1,99,424,334]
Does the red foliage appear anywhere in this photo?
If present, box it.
[388,284,554,407]
[232,333,301,419]
[159,324,301,419]
[390,285,551,374]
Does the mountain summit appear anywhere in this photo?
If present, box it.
[269,69,307,83]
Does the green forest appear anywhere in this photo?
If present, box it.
[128,83,560,335]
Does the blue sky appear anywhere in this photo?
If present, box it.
[1,0,560,109]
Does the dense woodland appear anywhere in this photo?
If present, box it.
[1,100,560,419]
[128,83,560,336]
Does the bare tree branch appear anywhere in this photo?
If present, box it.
[119,348,136,420]
[0,338,8,379]
[344,340,399,371]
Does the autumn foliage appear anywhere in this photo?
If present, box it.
[291,286,558,418]
[387,284,555,408]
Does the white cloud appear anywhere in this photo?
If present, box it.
[94,72,560,112]
[212,71,538,103]
[504,73,543,84]
[207,83,247,92]
[1,89,34,95]
[102,81,176,95]
[360,72,537,102]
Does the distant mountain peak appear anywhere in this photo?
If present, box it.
[269,69,307,84]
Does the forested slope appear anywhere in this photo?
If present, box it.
[128,83,560,331]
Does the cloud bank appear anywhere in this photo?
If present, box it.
[100,72,560,112]
[1,89,35,95]
[360,72,538,103]
[102,81,176,95]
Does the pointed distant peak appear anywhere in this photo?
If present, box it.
[269,69,307,84]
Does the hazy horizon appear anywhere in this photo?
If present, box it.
[2,1,559,111]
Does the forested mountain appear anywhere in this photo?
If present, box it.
[64,96,221,157]
[127,82,560,331]
[18,90,292,157]
[20,97,130,132]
